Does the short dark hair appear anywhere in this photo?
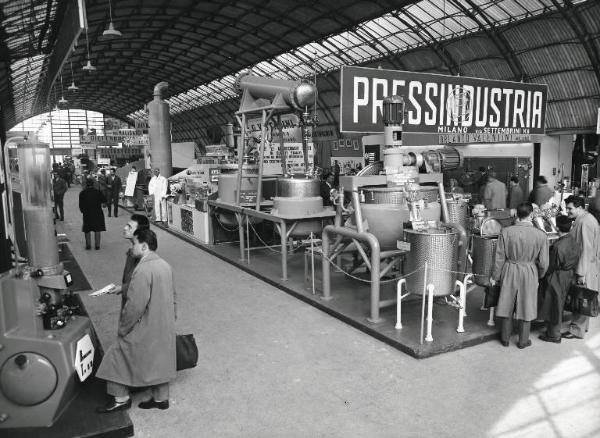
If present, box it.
[516,202,533,219]
[555,215,573,233]
[510,176,519,184]
[130,214,150,231]
[86,178,95,187]
[535,175,547,184]
[133,228,157,251]
[565,195,585,209]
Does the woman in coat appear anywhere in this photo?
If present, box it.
[79,178,106,249]
[539,216,579,343]
[492,203,549,348]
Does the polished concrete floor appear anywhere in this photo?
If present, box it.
[56,186,600,438]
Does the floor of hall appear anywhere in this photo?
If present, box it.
[55,184,600,438]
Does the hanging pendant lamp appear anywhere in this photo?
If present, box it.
[102,0,122,38]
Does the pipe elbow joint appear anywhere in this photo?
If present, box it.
[153,82,169,100]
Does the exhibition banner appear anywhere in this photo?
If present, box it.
[340,66,548,143]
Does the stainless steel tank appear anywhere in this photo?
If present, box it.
[404,225,458,296]
[217,163,259,204]
[148,82,172,177]
[276,176,319,197]
[359,186,441,250]
[471,235,498,287]
[272,176,324,237]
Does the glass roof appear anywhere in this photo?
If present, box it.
[129,0,589,121]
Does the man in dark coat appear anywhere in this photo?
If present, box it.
[96,229,176,413]
[319,171,335,207]
[52,172,68,221]
[106,168,122,217]
[508,176,524,209]
[539,215,579,343]
[106,214,150,309]
[529,175,555,207]
[491,202,549,348]
[79,178,106,250]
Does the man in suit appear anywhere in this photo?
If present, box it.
[106,168,122,217]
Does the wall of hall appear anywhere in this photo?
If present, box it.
[539,135,574,188]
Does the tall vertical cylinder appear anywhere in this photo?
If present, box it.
[17,140,59,268]
[148,82,172,177]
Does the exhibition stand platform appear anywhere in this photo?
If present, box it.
[155,221,500,359]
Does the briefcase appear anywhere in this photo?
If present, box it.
[484,284,501,308]
[564,284,599,317]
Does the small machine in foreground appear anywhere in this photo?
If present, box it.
[0,141,95,428]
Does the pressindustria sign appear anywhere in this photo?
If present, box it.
[340,66,548,143]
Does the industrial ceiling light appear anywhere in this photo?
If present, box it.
[102,0,121,38]
[58,74,68,105]
[68,60,79,91]
[82,27,96,71]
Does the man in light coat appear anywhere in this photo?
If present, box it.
[96,228,176,412]
[491,203,549,348]
[563,195,600,339]
[483,171,507,210]
[148,167,168,222]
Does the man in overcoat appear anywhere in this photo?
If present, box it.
[96,228,176,413]
[491,203,549,348]
[79,178,106,250]
[563,195,600,339]
[539,215,579,343]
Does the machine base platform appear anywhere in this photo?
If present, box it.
[4,376,133,437]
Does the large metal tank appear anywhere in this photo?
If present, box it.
[148,82,172,177]
[359,186,441,250]
[404,225,459,296]
[272,176,324,237]
[217,163,259,204]
[471,218,502,287]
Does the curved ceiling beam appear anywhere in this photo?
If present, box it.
[451,0,525,81]
[390,10,458,75]
[550,0,600,92]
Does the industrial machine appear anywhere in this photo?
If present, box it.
[0,140,95,428]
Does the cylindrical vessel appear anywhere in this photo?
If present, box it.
[276,176,320,198]
[404,226,458,296]
[17,141,59,268]
[148,82,172,178]
[471,234,498,287]
[447,199,469,230]
[234,72,317,110]
[218,164,259,204]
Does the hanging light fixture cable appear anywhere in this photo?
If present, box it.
[83,26,96,71]
[103,0,122,38]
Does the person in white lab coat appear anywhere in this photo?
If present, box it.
[148,168,168,222]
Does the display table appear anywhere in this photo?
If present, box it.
[167,201,210,244]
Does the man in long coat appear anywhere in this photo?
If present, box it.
[106,168,122,217]
[563,195,600,339]
[79,178,106,250]
[52,172,68,221]
[492,203,549,348]
[96,228,176,413]
[539,215,579,343]
[148,167,168,222]
[483,171,507,210]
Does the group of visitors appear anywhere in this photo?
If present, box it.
[491,195,600,348]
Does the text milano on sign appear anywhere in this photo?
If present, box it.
[340,66,548,138]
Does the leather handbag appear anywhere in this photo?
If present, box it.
[564,284,599,317]
[176,334,198,371]
[484,284,501,308]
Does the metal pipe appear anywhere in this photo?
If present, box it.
[235,114,246,205]
[425,283,435,342]
[280,219,287,281]
[153,81,169,99]
[322,226,332,300]
[352,190,364,233]
[256,109,268,210]
[395,279,406,329]
[278,115,286,176]
[321,225,382,322]
[438,181,449,223]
